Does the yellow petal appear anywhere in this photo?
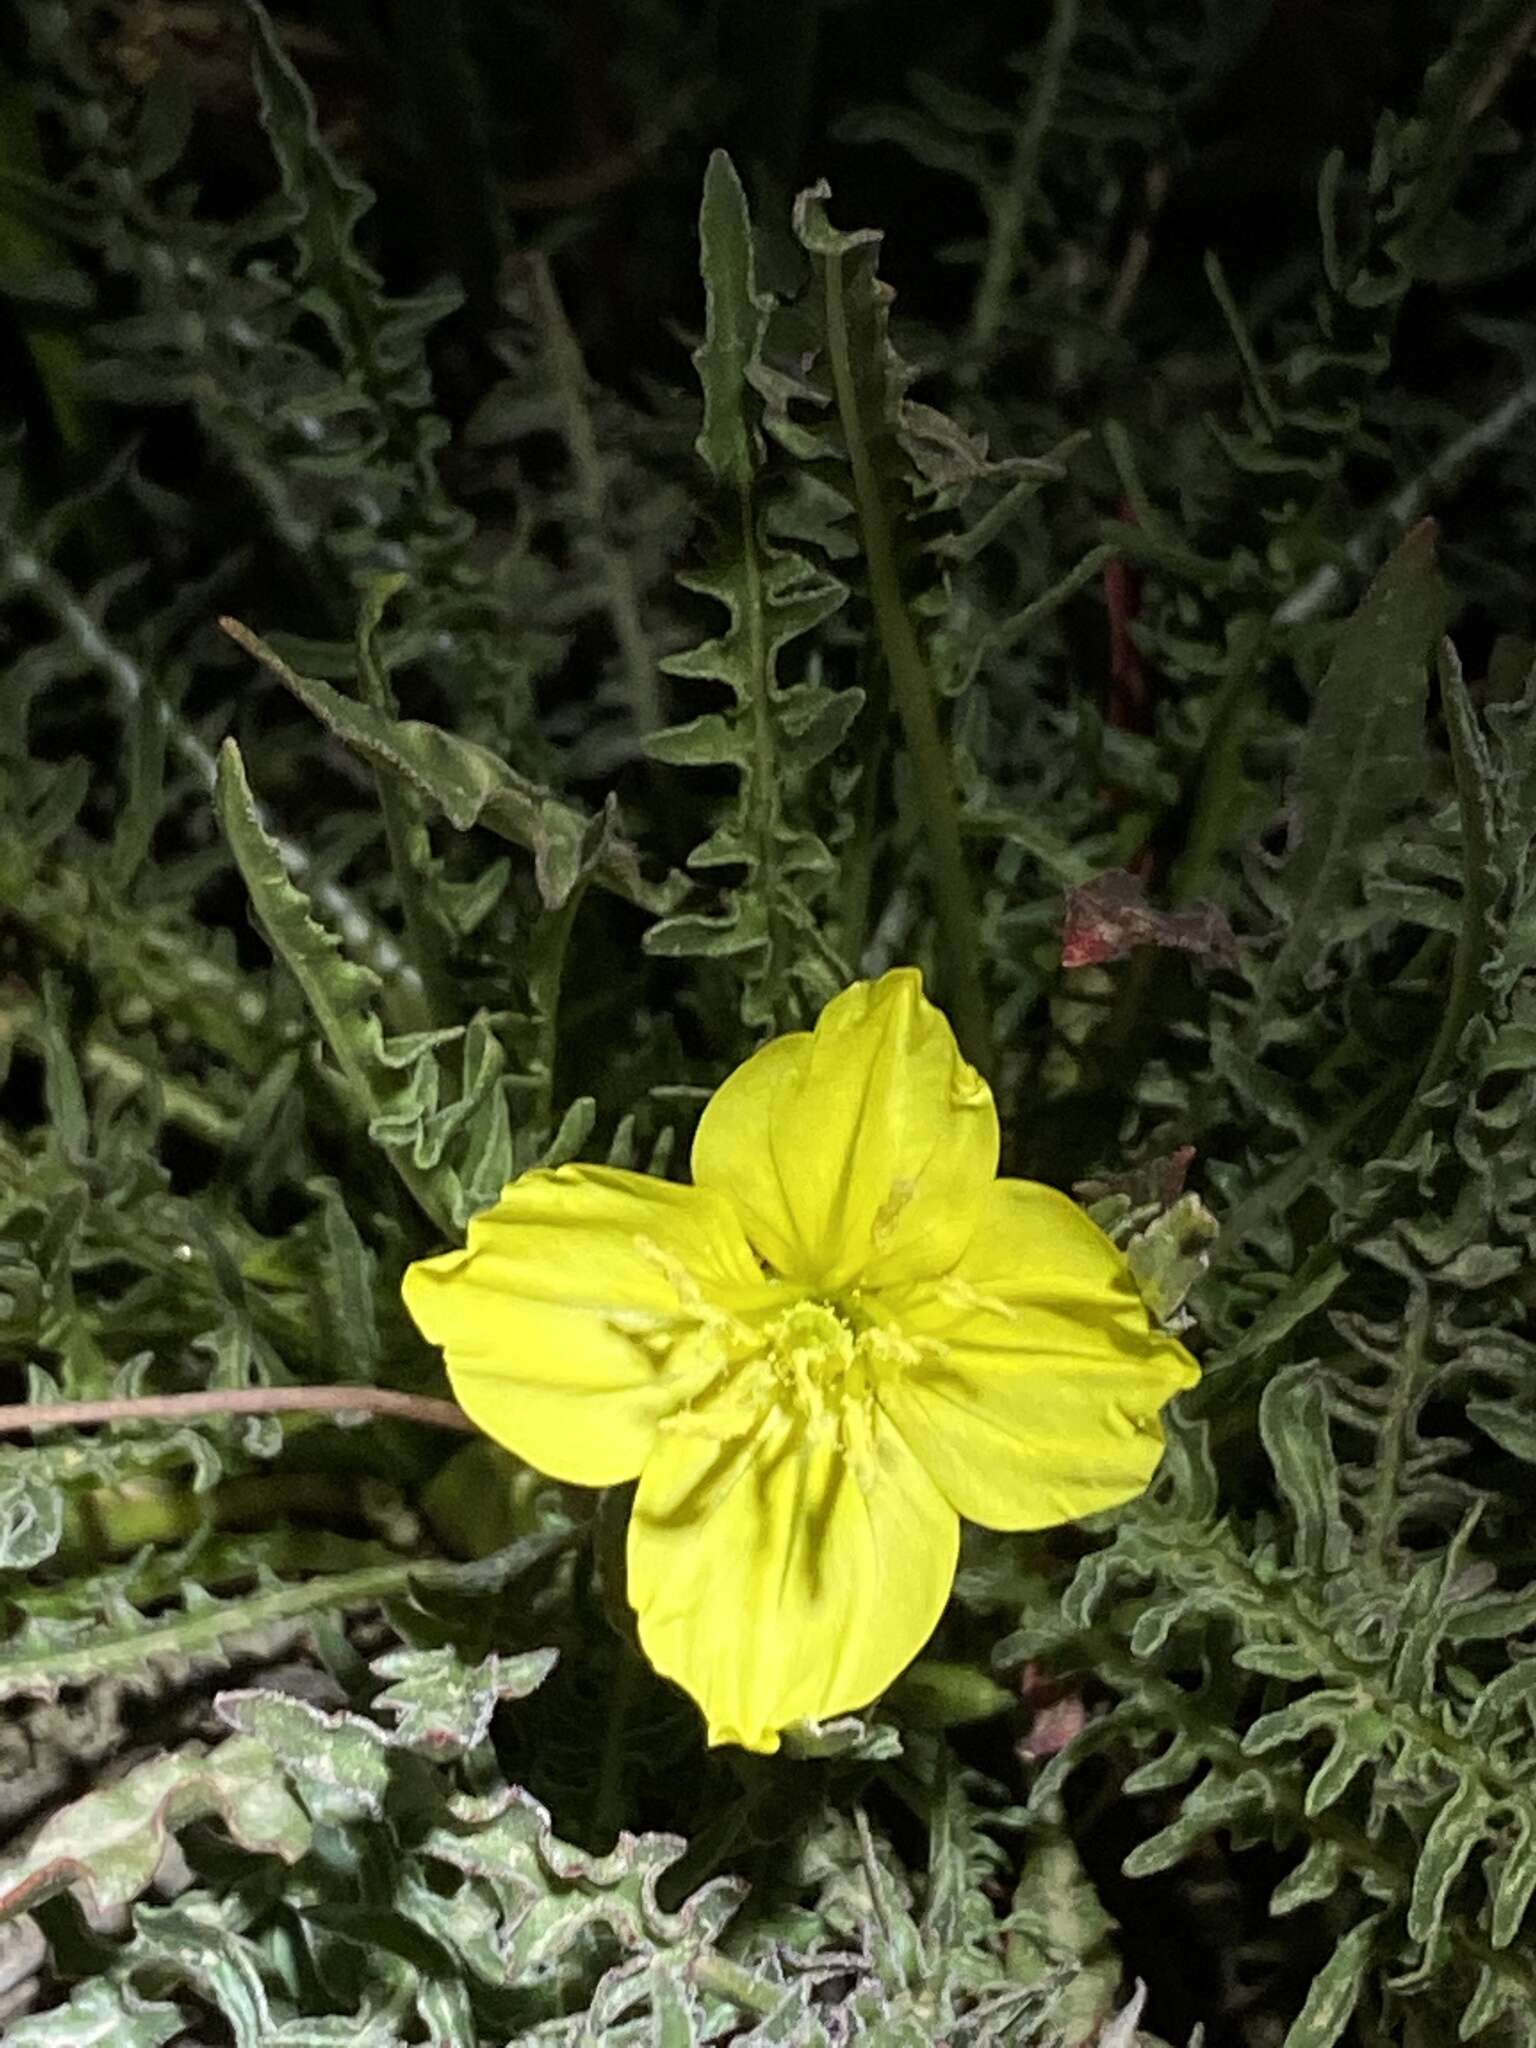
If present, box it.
[874,1179,1199,1530]
[691,969,998,1291]
[628,1402,958,1751]
[401,1165,772,1487]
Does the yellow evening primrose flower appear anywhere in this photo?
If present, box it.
[401,969,1198,1753]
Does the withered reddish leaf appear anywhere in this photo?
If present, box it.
[1076,1145,1196,1213]
[1061,869,1238,970]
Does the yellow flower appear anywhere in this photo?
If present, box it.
[401,970,1197,1753]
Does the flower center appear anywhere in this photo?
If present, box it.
[761,1299,861,1420]
[658,1292,922,1483]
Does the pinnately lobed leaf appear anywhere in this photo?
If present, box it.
[0,1740,310,1922]
[643,151,856,1027]
[367,1643,560,1755]
[220,619,678,915]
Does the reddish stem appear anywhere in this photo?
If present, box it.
[0,1386,476,1437]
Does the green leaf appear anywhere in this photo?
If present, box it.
[1486,1805,1536,1950]
[38,971,88,1163]
[214,738,381,1063]
[1259,1367,1350,1575]
[1267,521,1448,996]
[693,149,768,489]
[1270,1838,1345,1917]
[368,1642,558,1756]
[780,1714,903,1761]
[242,0,375,297]
[0,1738,309,1921]
[1407,1774,1489,1946]
[312,1177,381,1383]
[420,1784,745,1983]
[1281,1915,1380,2048]
[1004,1828,1119,2048]
[213,1690,391,1825]
[1301,1717,1380,1817]
[122,1909,284,2048]
[220,620,677,916]
[1458,1962,1520,2043]
[214,738,452,1230]
[3,1979,186,2048]
[1404,637,1501,1118]
[1120,1771,1266,1877]
[1124,1193,1221,1324]
[526,1091,597,1171]
[0,1472,64,1569]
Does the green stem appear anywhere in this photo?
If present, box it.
[821,256,992,1074]
[964,0,1081,372]
[732,463,800,1032]
[530,887,584,1134]
[986,542,1115,659]
[354,589,456,1029]
[590,1642,640,1847]
[838,645,888,966]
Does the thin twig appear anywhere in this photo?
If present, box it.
[1274,371,1536,628]
[853,1804,896,1948]
[0,1386,476,1437]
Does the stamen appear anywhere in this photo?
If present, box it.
[933,1275,1018,1322]
[839,1389,879,1493]
[657,1401,761,1442]
[632,1233,716,1315]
